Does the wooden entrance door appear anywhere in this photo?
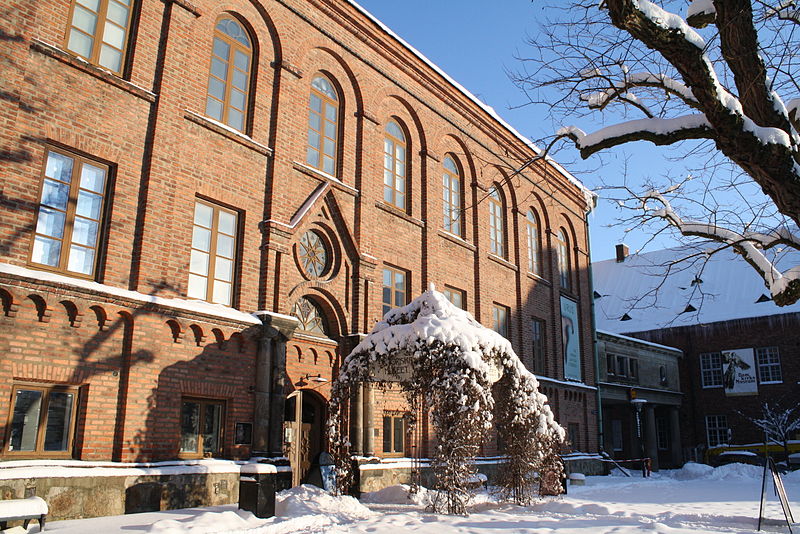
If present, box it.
[284,390,324,486]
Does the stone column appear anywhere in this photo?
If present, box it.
[669,406,682,467]
[644,404,659,471]
[350,383,364,456]
[363,383,375,456]
[252,311,299,456]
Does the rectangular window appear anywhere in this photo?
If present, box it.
[188,200,238,306]
[382,266,407,317]
[700,352,723,388]
[755,346,782,383]
[568,423,580,451]
[656,416,669,450]
[66,0,133,74]
[629,359,639,380]
[531,318,546,374]
[705,415,728,447]
[606,353,616,376]
[30,147,109,278]
[616,355,628,377]
[492,304,509,339]
[611,419,623,452]
[443,286,465,309]
[5,383,79,457]
[180,398,224,458]
[382,414,405,455]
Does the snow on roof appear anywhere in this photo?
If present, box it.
[592,246,800,334]
[344,1,595,210]
[596,329,682,354]
[0,263,261,325]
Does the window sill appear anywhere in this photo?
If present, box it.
[526,271,551,286]
[293,331,338,347]
[292,162,359,197]
[759,380,783,385]
[701,385,723,389]
[184,110,273,156]
[488,253,518,272]
[375,202,424,228]
[437,229,476,251]
[30,39,156,102]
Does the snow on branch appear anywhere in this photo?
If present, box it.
[641,188,800,305]
[558,114,713,158]
[582,72,700,113]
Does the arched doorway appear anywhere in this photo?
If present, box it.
[283,388,327,486]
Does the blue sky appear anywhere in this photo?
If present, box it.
[354,0,681,261]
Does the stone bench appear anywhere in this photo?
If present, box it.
[0,496,48,532]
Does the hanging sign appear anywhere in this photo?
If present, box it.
[722,348,758,396]
[560,296,581,381]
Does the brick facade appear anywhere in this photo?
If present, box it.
[1,0,597,471]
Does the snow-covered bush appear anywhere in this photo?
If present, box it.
[328,287,565,514]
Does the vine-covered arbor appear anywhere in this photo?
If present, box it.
[328,287,565,514]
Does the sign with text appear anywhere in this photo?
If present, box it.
[560,296,581,381]
[722,348,758,396]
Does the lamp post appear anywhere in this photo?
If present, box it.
[631,398,648,477]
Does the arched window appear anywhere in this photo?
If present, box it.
[526,209,541,276]
[488,186,506,258]
[442,155,462,236]
[383,120,407,210]
[556,228,571,290]
[292,297,328,336]
[307,75,339,175]
[205,17,252,132]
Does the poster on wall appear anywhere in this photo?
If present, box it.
[722,348,758,396]
[560,296,581,381]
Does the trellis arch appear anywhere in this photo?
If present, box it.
[328,287,565,514]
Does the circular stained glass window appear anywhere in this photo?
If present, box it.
[298,230,329,277]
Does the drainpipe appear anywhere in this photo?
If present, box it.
[584,212,605,453]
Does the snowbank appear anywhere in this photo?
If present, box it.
[275,484,373,521]
[666,461,763,481]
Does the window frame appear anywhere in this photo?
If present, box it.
[492,303,510,339]
[178,397,226,459]
[28,146,111,280]
[755,346,782,384]
[382,413,406,457]
[65,0,135,75]
[488,186,506,258]
[705,414,729,447]
[3,382,80,459]
[306,74,340,176]
[442,155,463,237]
[700,352,723,388]
[381,266,408,317]
[382,119,408,211]
[531,317,546,374]
[555,228,571,290]
[442,286,465,310]
[204,16,254,133]
[187,199,240,307]
[526,209,542,276]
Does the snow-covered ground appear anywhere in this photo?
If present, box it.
[16,463,800,534]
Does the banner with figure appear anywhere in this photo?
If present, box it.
[560,296,581,381]
[722,348,758,396]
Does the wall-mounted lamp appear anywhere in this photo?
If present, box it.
[295,374,329,387]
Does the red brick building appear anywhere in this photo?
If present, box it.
[0,0,597,485]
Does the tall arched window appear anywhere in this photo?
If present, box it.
[526,209,541,276]
[442,155,462,236]
[488,186,506,258]
[556,228,571,290]
[291,297,328,336]
[307,75,339,176]
[205,17,252,132]
[383,120,407,210]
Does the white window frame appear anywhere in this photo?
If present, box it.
[700,352,723,388]
[755,346,782,384]
[705,415,729,447]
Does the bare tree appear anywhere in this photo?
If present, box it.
[743,402,800,463]
[516,0,800,305]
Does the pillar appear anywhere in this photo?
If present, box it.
[669,406,682,467]
[644,404,659,471]
[253,311,299,456]
[363,383,375,456]
[350,383,364,456]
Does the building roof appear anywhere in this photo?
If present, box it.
[592,246,800,334]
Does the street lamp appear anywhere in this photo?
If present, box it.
[631,398,648,477]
